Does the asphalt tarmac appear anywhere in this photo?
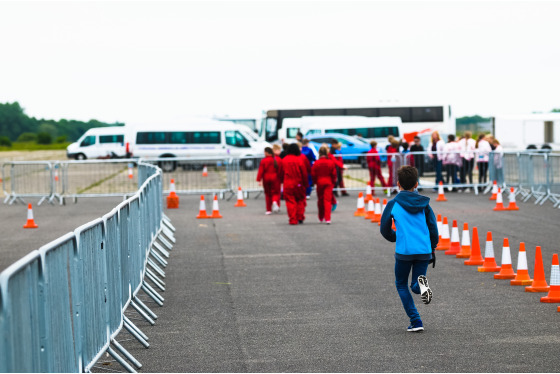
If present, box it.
[1,190,560,372]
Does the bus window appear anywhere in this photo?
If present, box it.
[80,135,96,147]
[137,132,167,144]
[99,135,124,144]
[170,132,188,144]
[265,118,278,142]
[191,131,221,144]
[286,127,300,139]
[225,131,250,147]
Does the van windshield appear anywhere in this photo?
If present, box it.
[225,131,250,147]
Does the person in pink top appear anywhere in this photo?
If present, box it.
[442,134,461,191]
[458,131,476,192]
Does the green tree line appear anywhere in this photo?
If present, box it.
[0,102,123,145]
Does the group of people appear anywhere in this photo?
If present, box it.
[256,135,348,225]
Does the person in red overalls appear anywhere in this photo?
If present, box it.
[280,143,308,225]
[327,143,344,210]
[312,145,337,224]
[366,140,387,193]
[257,147,283,214]
[272,144,284,209]
[386,137,400,189]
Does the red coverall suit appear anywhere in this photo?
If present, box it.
[366,147,387,191]
[300,154,311,209]
[386,145,399,187]
[312,156,337,222]
[280,154,308,225]
[256,155,283,212]
[328,153,343,204]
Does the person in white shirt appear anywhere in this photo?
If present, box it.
[459,131,476,192]
[491,138,504,187]
[442,134,461,191]
[476,133,492,188]
[429,131,445,187]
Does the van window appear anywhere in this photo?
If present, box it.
[191,131,221,144]
[100,135,124,144]
[325,126,400,138]
[286,128,300,139]
[80,135,96,147]
[225,131,250,147]
[169,132,188,144]
[136,132,167,144]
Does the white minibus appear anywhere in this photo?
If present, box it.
[66,126,130,160]
[129,119,271,171]
[300,116,402,142]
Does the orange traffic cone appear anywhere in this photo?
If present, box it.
[166,178,179,209]
[436,181,447,202]
[456,222,471,258]
[234,187,247,207]
[489,180,498,200]
[364,199,375,220]
[371,198,382,223]
[494,238,516,279]
[478,231,501,272]
[23,203,38,229]
[507,187,520,211]
[435,214,442,247]
[354,192,366,217]
[377,199,387,226]
[540,254,560,303]
[211,195,223,218]
[128,163,134,179]
[511,242,533,286]
[436,217,450,250]
[196,195,209,219]
[493,188,507,211]
[445,220,461,256]
[525,246,550,292]
[365,182,373,203]
[54,167,59,182]
[202,165,208,177]
[392,218,396,231]
[465,227,484,266]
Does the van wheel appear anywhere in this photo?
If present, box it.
[159,160,177,172]
[241,158,256,170]
[76,153,86,160]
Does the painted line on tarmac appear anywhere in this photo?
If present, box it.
[223,253,320,259]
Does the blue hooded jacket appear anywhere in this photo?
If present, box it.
[380,190,439,261]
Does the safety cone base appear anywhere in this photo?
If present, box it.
[436,240,450,251]
[197,212,210,219]
[464,259,484,266]
[507,205,519,211]
[436,196,447,202]
[444,244,461,256]
[525,285,550,292]
[234,201,247,207]
[478,264,501,272]
[540,295,560,303]
[23,220,38,229]
[511,278,533,286]
[354,210,366,217]
[211,211,223,219]
[167,195,179,209]
[494,272,516,280]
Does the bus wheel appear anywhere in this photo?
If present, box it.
[159,160,177,172]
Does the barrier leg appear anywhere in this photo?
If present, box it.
[150,248,168,268]
[112,339,142,369]
[146,270,166,292]
[162,214,175,232]
[131,300,156,325]
[124,315,150,341]
[133,296,158,321]
[161,227,176,244]
[148,258,166,278]
[142,283,164,306]
[153,242,170,259]
[107,347,136,373]
[146,268,165,287]
[123,320,150,348]
[157,236,173,251]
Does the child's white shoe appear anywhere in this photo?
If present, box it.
[418,275,432,304]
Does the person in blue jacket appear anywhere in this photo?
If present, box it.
[301,138,317,199]
[380,165,438,332]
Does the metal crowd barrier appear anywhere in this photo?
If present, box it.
[0,161,176,372]
[2,161,54,205]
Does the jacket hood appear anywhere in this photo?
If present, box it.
[393,190,430,213]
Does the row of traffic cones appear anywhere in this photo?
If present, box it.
[355,192,387,226]
[435,214,560,304]
[435,180,520,212]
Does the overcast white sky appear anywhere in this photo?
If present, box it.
[0,0,559,125]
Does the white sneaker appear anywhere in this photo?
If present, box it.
[306,195,311,200]
[272,201,279,213]
[418,275,432,305]
[325,221,331,225]
[265,211,272,215]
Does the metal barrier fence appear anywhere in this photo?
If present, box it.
[0,161,175,372]
[2,161,54,205]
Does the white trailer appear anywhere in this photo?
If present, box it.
[493,113,560,150]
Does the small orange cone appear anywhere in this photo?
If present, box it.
[445,220,461,255]
[525,246,550,292]
[540,253,560,303]
[436,181,447,202]
[435,214,442,247]
[371,198,382,223]
[511,242,533,286]
[506,187,520,211]
[478,231,501,272]
[196,195,210,219]
[494,238,516,279]
[465,227,484,266]
[493,188,507,211]
[377,199,387,226]
[436,217,450,250]
[167,179,179,209]
[54,167,59,182]
[456,222,471,258]
[391,218,396,231]
[364,199,375,220]
[489,180,498,200]
[23,203,38,229]
[128,163,134,179]
[210,195,223,218]
[365,182,373,203]
[202,165,208,177]
[234,187,247,207]
[354,192,366,217]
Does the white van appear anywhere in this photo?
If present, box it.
[278,118,303,144]
[300,116,402,142]
[67,126,130,160]
[129,119,271,171]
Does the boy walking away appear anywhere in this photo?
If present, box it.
[380,166,438,332]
